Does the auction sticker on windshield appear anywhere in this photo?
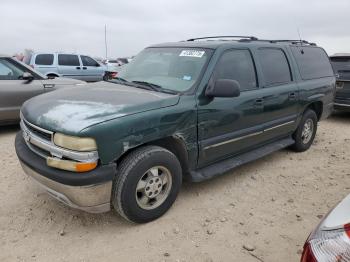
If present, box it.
[179,50,205,58]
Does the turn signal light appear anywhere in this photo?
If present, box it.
[47,157,97,172]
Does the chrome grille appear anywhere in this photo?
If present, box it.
[22,119,52,141]
[20,117,99,163]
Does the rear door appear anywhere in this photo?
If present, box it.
[197,48,266,167]
[0,58,44,122]
[252,47,299,142]
[57,54,82,80]
[80,55,105,82]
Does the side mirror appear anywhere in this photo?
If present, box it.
[22,72,34,83]
[205,79,241,98]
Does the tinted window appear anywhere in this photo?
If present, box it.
[58,54,80,66]
[0,58,25,80]
[291,47,334,80]
[81,56,99,67]
[258,48,292,86]
[35,54,54,65]
[214,49,257,91]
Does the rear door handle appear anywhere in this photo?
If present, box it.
[76,67,81,70]
[254,98,264,106]
[82,67,87,70]
[289,92,297,99]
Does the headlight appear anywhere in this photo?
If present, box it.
[53,133,97,151]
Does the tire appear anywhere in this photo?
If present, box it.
[291,109,318,152]
[112,146,182,223]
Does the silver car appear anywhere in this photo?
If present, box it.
[25,52,108,82]
[0,55,85,125]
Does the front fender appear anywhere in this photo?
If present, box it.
[80,96,198,166]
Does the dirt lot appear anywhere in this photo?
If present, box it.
[0,113,349,262]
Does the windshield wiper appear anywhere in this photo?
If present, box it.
[131,81,178,94]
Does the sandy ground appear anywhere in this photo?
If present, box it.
[0,113,350,262]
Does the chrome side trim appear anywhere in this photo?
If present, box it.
[204,120,295,150]
[334,103,350,108]
[204,131,263,150]
[20,120,99,162]
[263,121,295,132]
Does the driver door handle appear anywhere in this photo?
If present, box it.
[76,67,81,70]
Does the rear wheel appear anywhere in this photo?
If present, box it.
[112,146,182,223]
[291,109,318,152]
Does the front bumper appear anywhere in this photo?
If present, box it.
[15,133,116,213]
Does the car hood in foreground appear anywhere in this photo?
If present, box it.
[321,193,350,229]
[21,82,180,134]
[41,77,86,86]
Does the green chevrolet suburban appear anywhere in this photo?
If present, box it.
[15,36,335,223]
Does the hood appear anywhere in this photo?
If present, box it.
[21,82,180,134]
[41,77,86,86]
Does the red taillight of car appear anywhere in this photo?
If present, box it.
[301,225,350,261]
[111,72,117,78]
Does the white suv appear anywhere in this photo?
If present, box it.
[25,53,107,82]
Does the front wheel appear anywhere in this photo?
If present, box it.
[112,146,182,223]
[291,109,318,152]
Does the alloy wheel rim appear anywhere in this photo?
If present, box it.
[301,119,314,144]
[135,166,172,210]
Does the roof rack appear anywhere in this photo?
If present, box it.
[185,36,316,46]
[187,36,258,41]
[259,39,317,46]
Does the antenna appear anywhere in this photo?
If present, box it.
[104,24,108,59]
[297,28,303,43]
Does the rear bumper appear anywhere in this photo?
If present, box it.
[334,98,350,111]
[15,132,116,213]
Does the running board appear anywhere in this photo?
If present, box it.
[189,137,295,182]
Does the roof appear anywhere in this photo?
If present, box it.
[330,53,350,58]
[0,54,9,58]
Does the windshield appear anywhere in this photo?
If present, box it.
[115,47,212,92]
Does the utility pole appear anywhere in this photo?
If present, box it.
[104,24,108,59]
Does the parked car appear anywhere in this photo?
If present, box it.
[301,193,350,261]
[0,55,85,125]
[15,36,335,223]
[24,52,107,82]
[330,53,350,111]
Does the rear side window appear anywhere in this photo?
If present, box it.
[35,54,54,65]
[291,47,334,80]
[58,54,80,66]
[81,56,100,67]
[214,49,257,91]
[258,48,292,86]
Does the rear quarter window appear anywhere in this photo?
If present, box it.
[35,54,54,65]
[291,46,334,80]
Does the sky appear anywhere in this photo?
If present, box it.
[1,0,350,58]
